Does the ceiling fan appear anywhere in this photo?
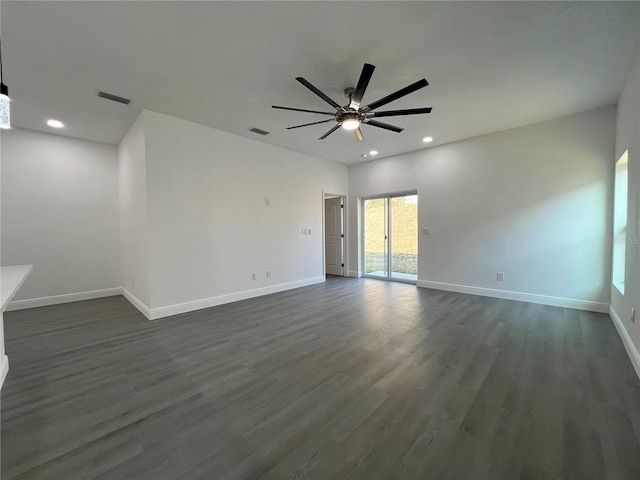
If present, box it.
[272,63,432,142]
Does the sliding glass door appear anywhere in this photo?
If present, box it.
[363,193,417,282]
[363,197,389,278]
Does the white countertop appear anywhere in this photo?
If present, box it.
[1,265,33,312]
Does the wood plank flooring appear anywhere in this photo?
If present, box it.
[2,277,639,479]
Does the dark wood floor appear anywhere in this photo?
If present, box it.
[2,277,639,479]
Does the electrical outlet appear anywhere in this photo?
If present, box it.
[265,198,270,206]
[422,228,430,236]
[632,307,636,323]
[497,272,504,281]
[252,273,257,280]
[266,270,271,278]
[131,278,135,286]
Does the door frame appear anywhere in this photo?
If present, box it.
[360,190,418,284]
[323,192,347,278]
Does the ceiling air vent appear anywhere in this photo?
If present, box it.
[97,91,131,105]
[249,127,270,136]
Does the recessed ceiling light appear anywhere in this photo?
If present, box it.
[361,154,368,158]
[422,136,433,143]
[47,119,64,128]
[369,150,378,156]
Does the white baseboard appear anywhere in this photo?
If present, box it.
[0,354,8,390]
[5,287,122,311]
[147,276,326,320]
[121,288,151,319]
[609,306,640,380]
[416,280,609,313]
[348,271,360,278]
[4,277,327,321]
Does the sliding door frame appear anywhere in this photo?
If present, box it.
[361,190,418,285]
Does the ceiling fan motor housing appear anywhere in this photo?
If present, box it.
[337,110,364,129]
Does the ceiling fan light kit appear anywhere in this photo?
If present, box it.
[341,116,360,130]
[273,63,432,142]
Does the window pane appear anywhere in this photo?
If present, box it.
[612,150,628,294]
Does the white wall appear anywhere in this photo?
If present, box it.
[1,104,621,321]
[349,107,616,311]
[137,111,348,316]
[119,113,151,307]
[610,44,640,376]
[2,112,347,318]
[1,128,120,303]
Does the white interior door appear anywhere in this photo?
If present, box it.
[324,196,344,276]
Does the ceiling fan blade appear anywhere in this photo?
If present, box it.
[351,63,375,106]
[272,105,335,116]
[296,77,342,109]
[362,78,429,113]
[364,119,404,133]
[368,107,432,118]
[286,119,334,130]
[354,127,364,142]
[319,124,341,140]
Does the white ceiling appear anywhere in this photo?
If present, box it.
[2,1,638,165]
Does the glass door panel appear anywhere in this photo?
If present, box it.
[363,193,418,283]
[390,195,418,281]
[363,198,388,277]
